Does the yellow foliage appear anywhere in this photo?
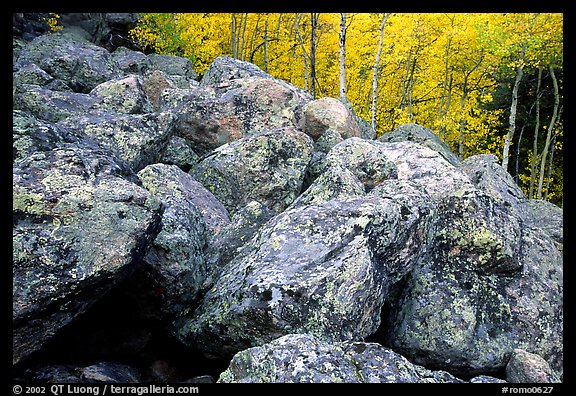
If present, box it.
[46,13,63,32]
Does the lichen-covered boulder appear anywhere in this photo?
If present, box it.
[320,137,398,192]
[111,46,153,75]
[461,153,525,207]
[90,75,153,114]
[15,31,119,93]
[13,63,72,92]
[160,135,200,172]
[173,185,432,359]
[506,349,561,383]
[13,84,103,123]
[376,140,474,200]
[135,164,211,318]
[170,77,311,156]
[519,199,563,246]
[57,111,175,172]
[217,334,465,383]
[13,110,86,161]
[205,200,276,271]
[13,143,163,365]
[191,127,313,215]
[148,53,198,82]
[289,165,365,209]
[379,123,461,166]
[200,55,274,86]
[298,97,362,141]
[385,188,563,377]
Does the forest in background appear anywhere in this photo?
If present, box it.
[126,13,563,205]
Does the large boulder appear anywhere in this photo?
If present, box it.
[134,164,212,319]
[167,77,311,156]
[385,188,563,377]
[298,97,362,141]
[57,112,175,172]
[173,182,433,359]
[15,31,120,93]
[191,127,313,216]
[319,137,398,192]
[13,84,103,123]
[89,74,154,114]
[218,333,486,383]
[379,123,461,166]
[200,55,274,85]
[13,141,163,365]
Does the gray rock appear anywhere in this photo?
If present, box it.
[519,199,563,246]
[191,127,313,216]
[57,111,175,172]
[314,128,343,154]
[136,164,211,318]
[321,137,398,192]
[379,123,461,166]
[13,143,162,365]
[111,46,152,75]
[200,55,274,85]
[173,186,432,359]
[469,375,507,383]
[375,140,474,200]
[299,97,362,141]
[171,77,311,156]
[506,349,561,383]
[385,190,563,377]
[79,362,142,383]
[160,135,200,172]
[13,63,60,89]
[218,334,464,383]
[14,84,103,123]
[15,31,120,93]
[13,110,87,161]
[206,200,277,272]
[461,153,525,207]
[290,165,365,209]
[90,74,153,114]
[148,53,198,81]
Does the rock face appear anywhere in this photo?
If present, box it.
[13,15,562,384]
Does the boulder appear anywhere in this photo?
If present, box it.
[461,153,525,207]
[320,137,398,192]
[170,77,311,156]
[379,123,461,166]
[15,31,119,93]
[299,97,362,141]
[200,55,274,85]
[111,46,152,75]
[375,140,474,200]
[13,110,86,161]
[385,189,563,377]
[173,184,432,359]
[57,111,175,172]
[13,142,163,365]
[506,349,561,383]
[205,200,277,272]
[89,74,153,114]
[218,334,466,383]
[160,135,200,172]
[148,53,198,81]
[191,127,313,216]
[13,84,103,123]
[135,164,211,319]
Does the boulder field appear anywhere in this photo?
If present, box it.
[13,15,562,384]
